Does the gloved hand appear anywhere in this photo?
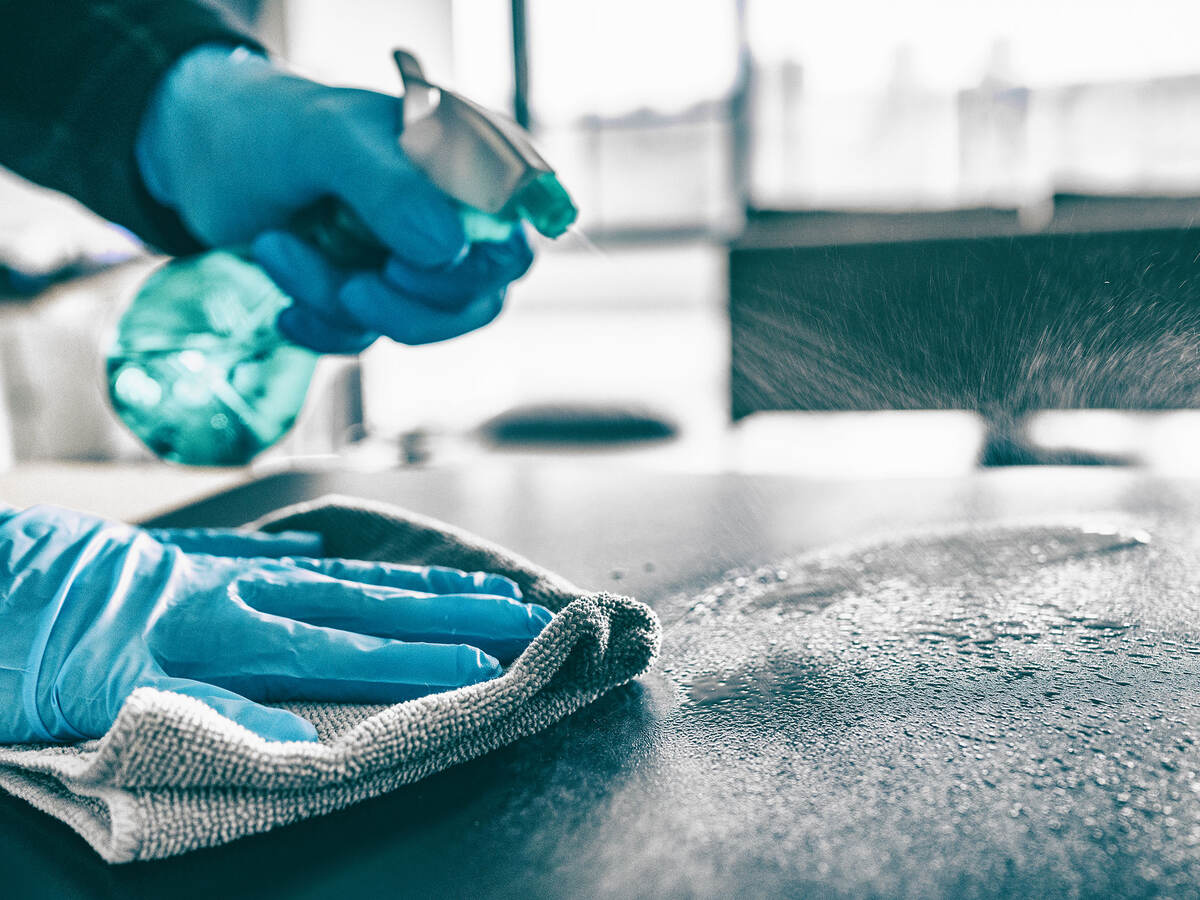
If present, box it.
[0,505,552,744]
[135,45,534,354]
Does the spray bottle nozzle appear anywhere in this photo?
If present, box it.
[392,49,578,239]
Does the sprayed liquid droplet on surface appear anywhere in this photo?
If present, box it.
[686,673,753,707]
[669,522,1161,721]
[641,517,1200,897]
[1031,524,1153,563]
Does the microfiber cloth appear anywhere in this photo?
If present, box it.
[0,495,661,863]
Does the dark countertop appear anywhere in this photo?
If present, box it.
[6,461,1200,899]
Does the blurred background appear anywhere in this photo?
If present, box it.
[9,0,1200,494]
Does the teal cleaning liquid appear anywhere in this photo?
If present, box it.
[107,250,316,467]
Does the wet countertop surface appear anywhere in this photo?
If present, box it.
[7,462,1200,898]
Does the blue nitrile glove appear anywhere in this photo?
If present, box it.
[0,505,552,744]
[135,45,534,354]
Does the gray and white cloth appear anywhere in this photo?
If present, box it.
[0,496,661,863]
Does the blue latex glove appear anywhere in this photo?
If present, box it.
[0,506,552,744]
[144,526,326,558]
[135,45,534,354]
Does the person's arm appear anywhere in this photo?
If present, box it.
[0,3,534,354]
[0,0,258,254]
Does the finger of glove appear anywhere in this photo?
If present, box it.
[252,230,378,354]
[243,575,551,664]
[149,675,319,742]
[382,230,534,312]
[189,602,504,702]
[146,527,325,559]
[278,305,378,355]
[339,273,505,345]
[283,557,523,599]
[318,89,467,268]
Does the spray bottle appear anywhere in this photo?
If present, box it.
[107,50,576,466]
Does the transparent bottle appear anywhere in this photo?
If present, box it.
[107,250,317,466]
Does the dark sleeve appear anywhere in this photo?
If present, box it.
[0,0,263,254]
